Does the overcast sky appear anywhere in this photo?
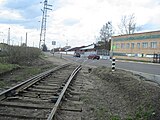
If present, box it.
[0,0,160,49]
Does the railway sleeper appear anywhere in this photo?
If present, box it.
[39,81,64,85]
[50,95,59,103]
[27,88,57,93]
[48,75,71,80]
[8,96,50,103]
[60,107,82,112]
[22,91,56,96]
[58,101,82,111]
[66,89,81,95]
[22,94,55,99]
[0,114,47,120]
[32,85,59,90]
[65,95,80,101]
[68,86,75,91]
[1,98,54,105]
[0,106,51,119]
[44,79,66,83]
[44,83,60,86]
[0,101,52,109]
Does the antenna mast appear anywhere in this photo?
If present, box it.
[39,0,52,49]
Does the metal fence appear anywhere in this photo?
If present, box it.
[97,49,110,56]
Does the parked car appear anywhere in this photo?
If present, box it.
[73,53,80,57]
[88,54,100,60]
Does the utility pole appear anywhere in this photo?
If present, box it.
[21,36,23,46]
[39,0,52,49]
[25,32,28,46]
[7,28,10,45]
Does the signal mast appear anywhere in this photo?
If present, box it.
[39,0,52,49]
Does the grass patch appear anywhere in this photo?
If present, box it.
[110,115,121,120]
[0,81,6,88]
[0,63,19,73]
[95,107,108,120]
[134,105,155,120]
[0,64,54,89]
[13,67,42,82]
[25,67,41,76]
[108,105,155,120]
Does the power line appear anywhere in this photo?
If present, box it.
[39,0,52,49]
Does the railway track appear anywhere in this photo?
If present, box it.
[0,64,82,120]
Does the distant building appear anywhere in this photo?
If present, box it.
[111,31,160,59]
[79,44,96,57]
[66,44,110,59]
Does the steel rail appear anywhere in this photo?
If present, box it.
[0,63,71,101]
[47,65,82,120]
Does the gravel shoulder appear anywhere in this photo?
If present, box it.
[79,66,160,120]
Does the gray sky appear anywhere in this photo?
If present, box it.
[0,0,160,49]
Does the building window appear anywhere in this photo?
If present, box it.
[121,43,125,49]
[131,43,134,49]
[142,42,148,48]
[150,42,157,48]
[116,43,120,49]
[137,43,140,49]
[126,43,130,48]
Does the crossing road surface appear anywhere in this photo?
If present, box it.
[59,53,160,75]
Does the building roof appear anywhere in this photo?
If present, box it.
[66,46,86,51]
[66,44,96,51]
[112,30,160,41]
[80,44,95,50]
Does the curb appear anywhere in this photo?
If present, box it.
[119,68,160,86]
[117,59,160,66]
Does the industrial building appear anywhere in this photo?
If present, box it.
[111,31,160,62]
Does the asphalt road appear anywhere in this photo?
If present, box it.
[58,53,160,75]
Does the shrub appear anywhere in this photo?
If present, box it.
[0,45,42,64]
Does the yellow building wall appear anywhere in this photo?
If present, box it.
[112,31,160,55]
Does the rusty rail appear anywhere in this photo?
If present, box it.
[47,65,82,120]
[0,63,71,101]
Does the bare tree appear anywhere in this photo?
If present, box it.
[118,14,140,35]
[100,21,113,41]
[99,21,113,50]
